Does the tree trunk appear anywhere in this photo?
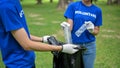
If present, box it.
[107,0,113,5]
[107,0,120,5]
[114,0,120,4]
[36,0,42,4]
[118,0,120,4]
[57,0,66,9]
[50,0,53,3]
[57,0,73,10]
[93,0,97,4]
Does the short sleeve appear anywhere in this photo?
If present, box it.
[64,2,75,20]
[95,8,102,26]
[0,4,23,32]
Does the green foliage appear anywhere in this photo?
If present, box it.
[0,0,120,68]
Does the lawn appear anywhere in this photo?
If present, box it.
[0,0,120,68]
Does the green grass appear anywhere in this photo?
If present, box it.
[94,1,120,68]
[0,0,120,68]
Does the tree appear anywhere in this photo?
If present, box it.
[50,0,53,3]
[107,0,120,5]
[36,0,42,4]
[93,0,98,4]
[115,0,120,4]
[36,0,53,4]
[57,0,73,10]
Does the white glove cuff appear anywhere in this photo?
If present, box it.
[42,36,50,43]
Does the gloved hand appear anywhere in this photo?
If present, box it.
[85,21,94,33]
[61,44,79,54]
[42,35,51,43]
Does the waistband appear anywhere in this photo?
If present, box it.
[74,41,96,45]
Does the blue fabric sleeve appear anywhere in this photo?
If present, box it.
[0,5,23,32]
[95,8,102,26]
[64,2,75,19]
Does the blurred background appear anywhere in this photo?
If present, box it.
[0,0,120,68]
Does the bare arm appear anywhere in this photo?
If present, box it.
[11,28,62,51]
[30,35,43,42]
[66,18,73,31]
[92,26,100,36]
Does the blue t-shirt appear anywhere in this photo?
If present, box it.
[0,0,35,67]
[64,1,102,44]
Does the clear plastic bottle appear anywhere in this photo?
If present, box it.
[75,23,87,37]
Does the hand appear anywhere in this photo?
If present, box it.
[85,21,94,33]
[61,44,79,54]
[42,35,50,43]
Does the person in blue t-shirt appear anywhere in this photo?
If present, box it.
[0,0,79,68]
[64,0,102,68]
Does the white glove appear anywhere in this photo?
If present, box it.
[42,35,50,43]
[62,44,79,54]
[85,21,94,33]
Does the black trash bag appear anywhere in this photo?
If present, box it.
[47,36,86,68]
